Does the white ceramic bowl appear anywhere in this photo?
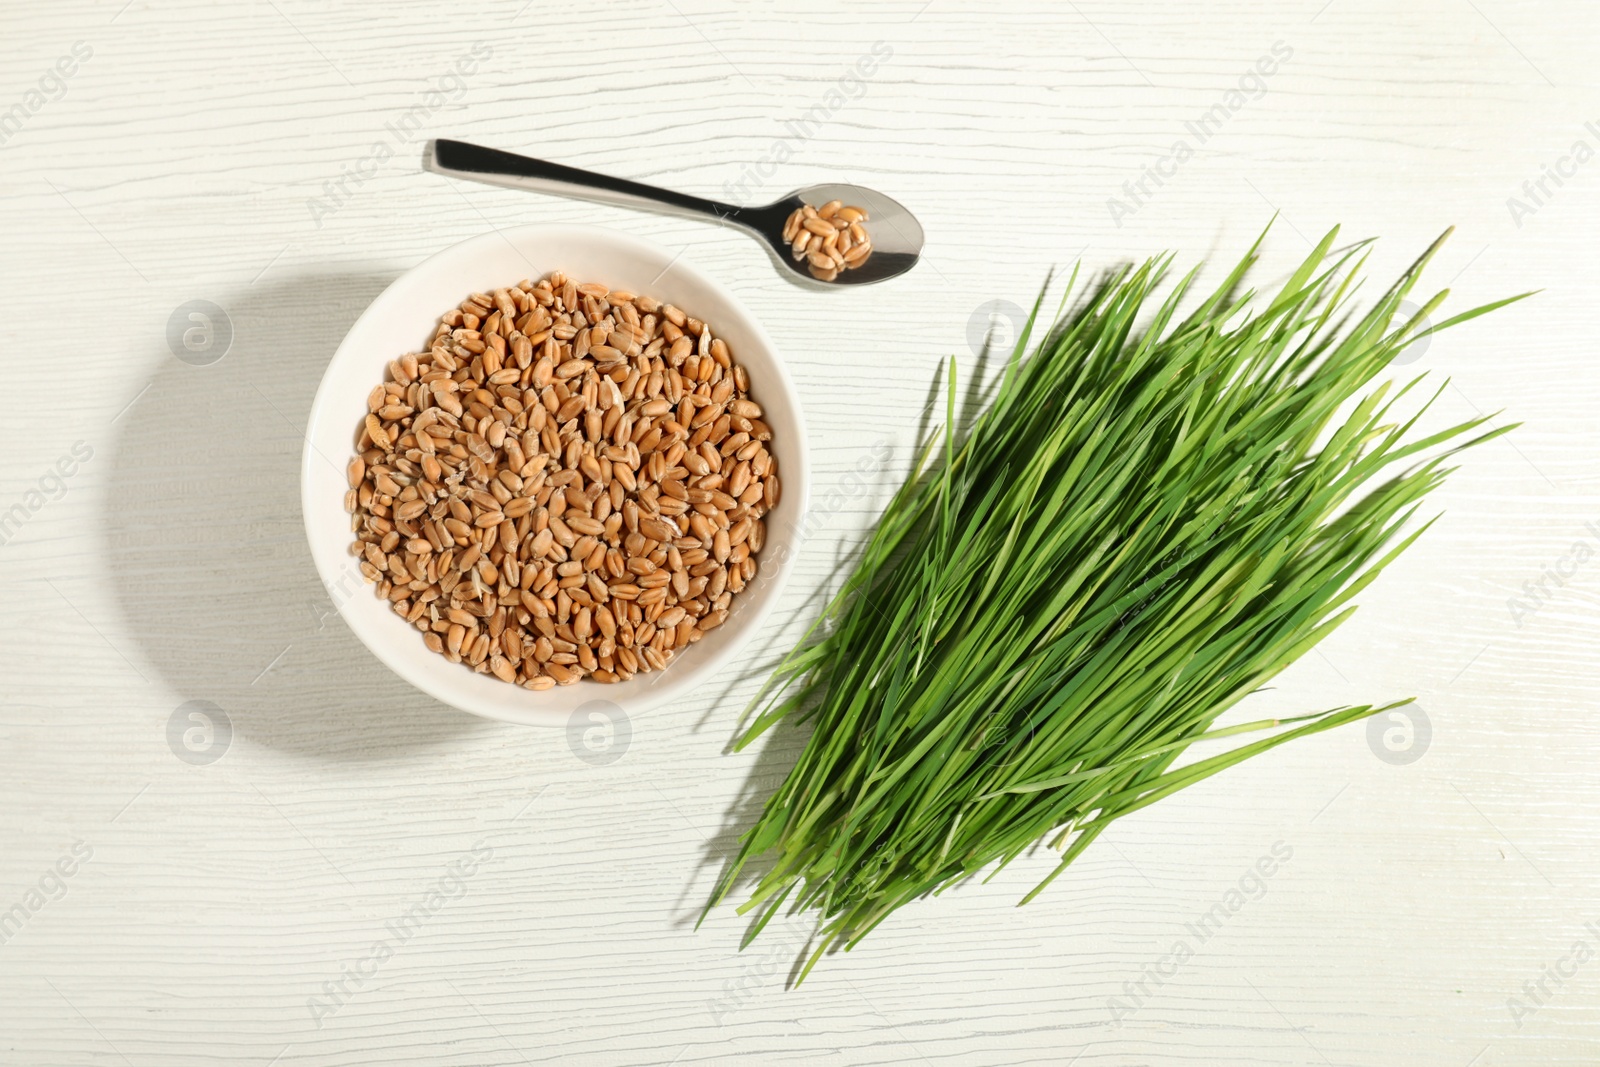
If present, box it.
[301,224,809,727]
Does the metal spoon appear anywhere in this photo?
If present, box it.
[424,139,922,287]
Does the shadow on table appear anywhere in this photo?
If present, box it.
[103,269,492,761]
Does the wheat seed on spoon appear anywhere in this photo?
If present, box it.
[425,139,923,287]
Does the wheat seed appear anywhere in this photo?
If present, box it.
[345,272,778,689]
[783,202,873,280]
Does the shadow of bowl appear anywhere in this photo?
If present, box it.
[103,270,495,761]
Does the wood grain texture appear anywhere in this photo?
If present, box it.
[0,0,1596,1063]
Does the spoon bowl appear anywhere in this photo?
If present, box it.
[426,140,923,287]
[752,183,924,285]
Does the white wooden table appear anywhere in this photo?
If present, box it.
[2,2,1596,1063]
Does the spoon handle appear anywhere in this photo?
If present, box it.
[426,139,750,227]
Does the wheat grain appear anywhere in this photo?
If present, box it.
[346,272,780,689]
[783,201,873,280]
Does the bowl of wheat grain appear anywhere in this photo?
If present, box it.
[301,225,810,727]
